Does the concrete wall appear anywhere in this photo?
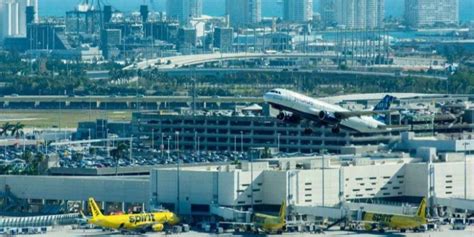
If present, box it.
[0,176,149,204]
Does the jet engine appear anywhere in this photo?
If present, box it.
[318,111,339,124]
[276,112,301,123]
[152,223,164,232]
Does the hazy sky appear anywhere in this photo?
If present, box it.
[39,0,473,22]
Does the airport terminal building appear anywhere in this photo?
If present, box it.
[150,154,474,216]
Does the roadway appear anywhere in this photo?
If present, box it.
[0,95,263,104]
[162,68,448,80]
[125,52,446,71]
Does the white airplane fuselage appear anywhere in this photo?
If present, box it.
[263,89,385,132]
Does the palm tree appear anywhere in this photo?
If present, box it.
[10,122,25,138]
[111,142,128,176]
[0,122,13,136]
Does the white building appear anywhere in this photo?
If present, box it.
[405,0,459,28]
[150,155,474,215]
[283,0,313,23]
[334,0,384,29]
[166,0,202,24]
[226,0,261,27]
[0,0,38,43]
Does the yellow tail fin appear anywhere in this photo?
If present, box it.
[416,197,426,219]
[279,200,286,222]
[88,197,103,218]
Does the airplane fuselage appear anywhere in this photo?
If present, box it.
[254,213,285,233]
[88,212,178,231]
[362,212,426,230]
[263,89,384,132]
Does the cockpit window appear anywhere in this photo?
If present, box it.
[270,90,281,94]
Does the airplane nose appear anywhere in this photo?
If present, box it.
[263,93,272,102]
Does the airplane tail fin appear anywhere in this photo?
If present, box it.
[88,197,103,218]
[373,95,396,111]
[373,95,396,123]
[279,200,286,223]
[416,197,427,219]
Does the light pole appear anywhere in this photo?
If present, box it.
[194,130,197,153]
[161,132,164,159]
[277,133,281,154]
[175,131,180,215]
[463,142,469,200]
[151,129,155,150]
[167,136,171,160]
[321,149,326,207]
[234,135,237,152]
[240,131,243,153]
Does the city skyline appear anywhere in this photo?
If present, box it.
[36,0,474,23]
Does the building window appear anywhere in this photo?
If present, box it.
[305,188,312,191]
[383,192,390,196]
[393,187,400,190]
[355,178,363,181]
[399,181,404,184]
[365,188,373,191]
[255,200,262,203]
[387,181,392,184]
[237,190,244,193]
[381,187,388,190]
[396,175,404,178]
[242,184,249,187]
[305,194,312,197]
[237,201,245,204]
[369,177,377,180]
[356,194,363,197]
[305,182,312,185]
[446,186,452,189]
[398,192,403,195]
[446,175,452,178]
[305,200,312,203]
[383,176,390,179]
[360,183,365,186]
[446,192,452,194]
[352,189,360,192]
[371,183,376,185]
[191,204,210,213]
[446,180,453,183]
[252,189,260,192]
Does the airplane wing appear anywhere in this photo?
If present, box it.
[334,110,392,120]
[127,221,165,233]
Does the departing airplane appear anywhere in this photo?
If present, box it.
[83,197,179,233]
[253,201,286,234]
[263,88,396,133]
[361,198,427,232]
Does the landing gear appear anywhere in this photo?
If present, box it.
[331,126,340,133]
[276,111,285,120]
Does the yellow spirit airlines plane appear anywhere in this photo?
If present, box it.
[253,201,286,234]
[84,197,179,233]
[361,198,427,232]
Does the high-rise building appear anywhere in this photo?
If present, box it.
[226,0,261,27]
[320,0,336,27]
[334,0,384,29]
[0,0,38,43]
[177,27,197,50]
[213,27,234,52]
[166,0,202,24]
[405,0,459,28]
[283,0,313,23]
